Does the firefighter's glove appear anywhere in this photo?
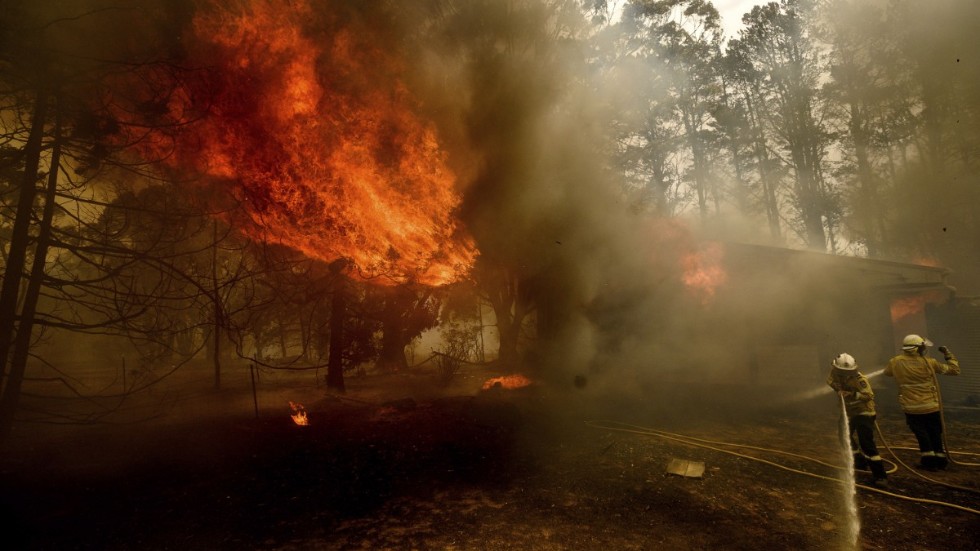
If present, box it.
[938,346,950,355]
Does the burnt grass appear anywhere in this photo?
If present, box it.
[1,379,979,551]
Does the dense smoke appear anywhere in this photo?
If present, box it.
[384,0,980,396]
[6,0,977,394]
[128,0,980,384]
[385,2,686,383]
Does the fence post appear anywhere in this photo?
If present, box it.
[250,362,259,419]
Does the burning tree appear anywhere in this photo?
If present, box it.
[110,0,478,288]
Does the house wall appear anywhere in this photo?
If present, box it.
[927,298,980,406]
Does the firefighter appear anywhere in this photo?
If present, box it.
[884,334,960,471]
[827,353,888,486]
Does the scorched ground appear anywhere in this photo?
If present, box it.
[1,365,978,550]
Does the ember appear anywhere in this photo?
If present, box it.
[288,401,309,426]
[481,374,532,391]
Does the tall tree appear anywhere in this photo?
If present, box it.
[639,0,725,219]
[738,0,832,250]
[720,39,786,241]
[476,260,535,368]
[0,1,216,442]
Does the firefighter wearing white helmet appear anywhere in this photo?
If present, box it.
[827,353,887,485]
[884,334,960,470]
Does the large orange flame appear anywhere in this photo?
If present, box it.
[116,0,476,285]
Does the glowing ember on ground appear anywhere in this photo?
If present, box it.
[681,242,727,305]
[289,401,309,426]
[482,374,532,391]
[114,0,476,286]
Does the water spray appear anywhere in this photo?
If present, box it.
[788,369,885,404]
[837,395,861,550]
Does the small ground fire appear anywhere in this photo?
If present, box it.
[289,401,309,426]
[482,374,533,391]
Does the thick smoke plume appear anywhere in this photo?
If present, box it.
[134,0,882,386]
[385,1,710,384]
[24,0,975,394]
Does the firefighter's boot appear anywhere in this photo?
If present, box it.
[935,453,949,471]
[852,452,868,471]
[869,460,888,487]
[918,455,938,471]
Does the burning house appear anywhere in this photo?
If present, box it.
[664,241,980,408]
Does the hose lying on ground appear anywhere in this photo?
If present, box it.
[932,362,980,468]
[585,419,980,517]
[874,421,980,496]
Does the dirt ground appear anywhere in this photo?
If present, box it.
[1,367,978,551]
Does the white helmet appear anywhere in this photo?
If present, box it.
[902,334,933,350]
[832,353,857,370]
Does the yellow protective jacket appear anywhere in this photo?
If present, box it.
[826,370,876,417]
[884,350,960,414]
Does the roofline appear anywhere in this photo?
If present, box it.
[721,241,952,276]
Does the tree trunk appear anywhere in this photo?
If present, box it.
[720,78,750,213]
[325,261,347,392]
[792,153,827,251]
[486,272,529,369]
[377,287,409,371]
[682,105,712,221]
[496,322,521,367]
[212,308,222,389]
[0,91,47,392]
[847,96,880,256]
[278,316,289,358]
[0,102,60,445]
[211,220,222,389]
[744,90,781,240]
[378,326,408,371]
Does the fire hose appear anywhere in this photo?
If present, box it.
[868,359,980,493]
[584,420,980,517]
[874,421,980,495]
[934,362,980,468]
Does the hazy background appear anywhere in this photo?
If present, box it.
[1,0,977,442]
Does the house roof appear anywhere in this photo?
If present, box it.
[722,242,953,296]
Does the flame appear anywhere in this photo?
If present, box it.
[890,296,924,322]
[912,257,942,268]
[113,0,476,286]
[482,374,532,390]
[288,400,309,426]
[680,242,727,305]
